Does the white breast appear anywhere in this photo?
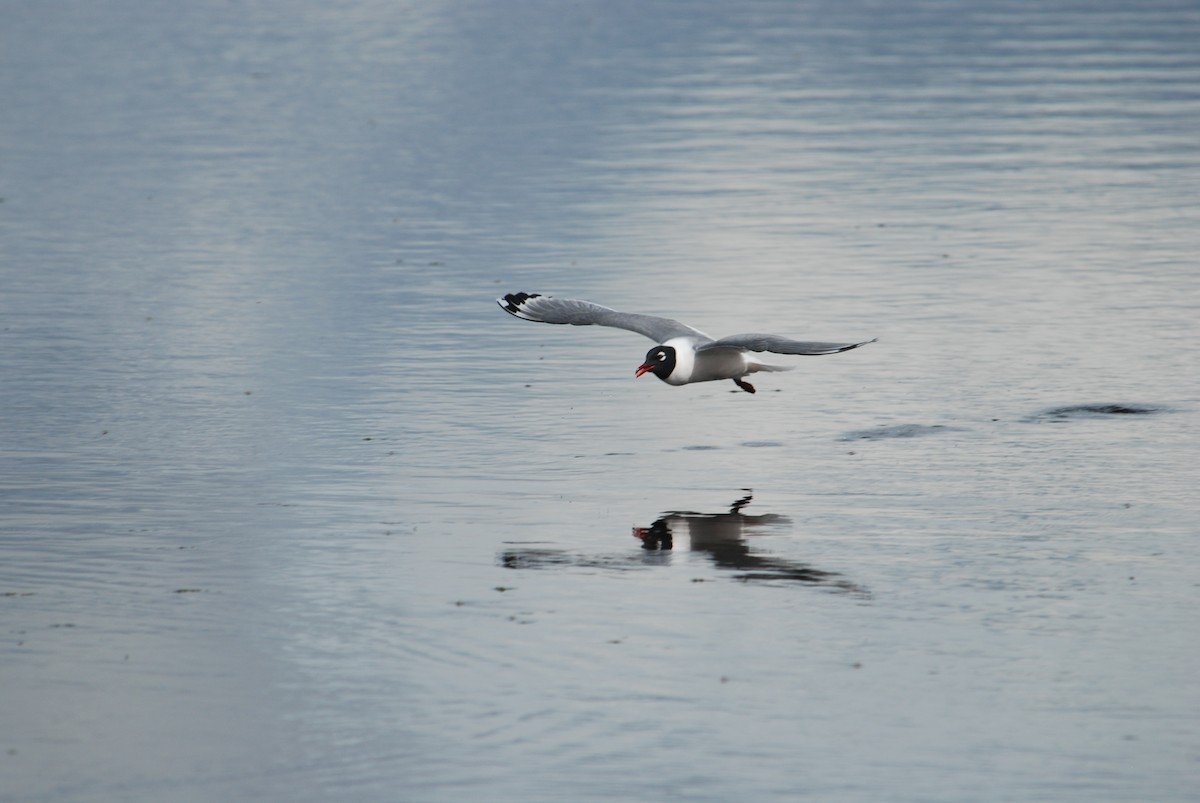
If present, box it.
[662,336,699,385]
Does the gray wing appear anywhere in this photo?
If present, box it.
[497,292,710,343]
[698,334,877,355]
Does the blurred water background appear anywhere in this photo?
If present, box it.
[2,1,1198,800]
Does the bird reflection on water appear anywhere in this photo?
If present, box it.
[501,491,865,594]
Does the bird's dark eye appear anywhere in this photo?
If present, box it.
[658,352,666,361]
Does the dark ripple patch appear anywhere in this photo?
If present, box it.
[1032,403,1166,422]
[499,548,654,572]
[740,440,784,448]
[838,424,964,441]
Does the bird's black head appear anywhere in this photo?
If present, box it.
[635,345,676,381]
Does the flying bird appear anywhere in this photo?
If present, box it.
[497,292,875,393]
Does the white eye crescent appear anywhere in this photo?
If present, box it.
[658,353,666,361]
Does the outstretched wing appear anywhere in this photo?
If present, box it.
[698,334,877,355]
[497,292,711,343]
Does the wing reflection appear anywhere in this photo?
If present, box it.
[501,491,866,594]
[633,491,863,591]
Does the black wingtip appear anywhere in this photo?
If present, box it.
[497,291,542,316]
[839,337,878,353]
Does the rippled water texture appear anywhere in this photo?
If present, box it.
[2,2,1198,801]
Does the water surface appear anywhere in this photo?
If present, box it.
[2,2,1198,801]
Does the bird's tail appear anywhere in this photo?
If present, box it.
[745,359,793,374]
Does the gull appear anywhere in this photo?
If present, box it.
[497,292,875,393]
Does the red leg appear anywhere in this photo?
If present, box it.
[733,378,756,394]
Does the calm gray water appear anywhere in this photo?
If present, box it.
[2,2,1199,801]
